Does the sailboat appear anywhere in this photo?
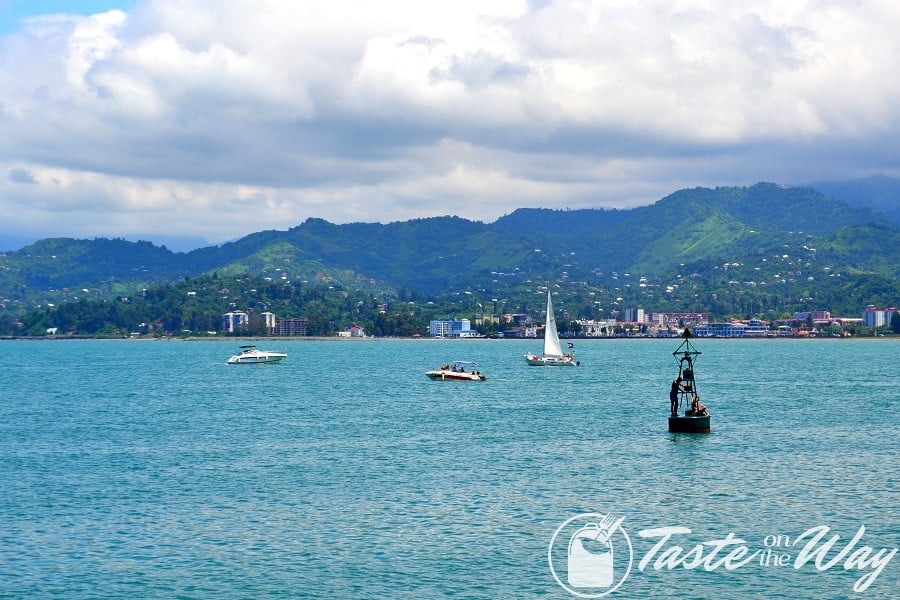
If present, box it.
[524,291,580,366]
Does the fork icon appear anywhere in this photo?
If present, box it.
[597,514,625,544]
[597,513,615,531]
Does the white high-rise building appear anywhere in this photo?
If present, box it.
[624,308,645,323]
[222,311,249,332]
[862,307,896,327]
[429,319,478,337]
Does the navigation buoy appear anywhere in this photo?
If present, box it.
[667,329,711,433]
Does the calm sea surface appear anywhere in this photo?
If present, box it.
[0,338,897,598]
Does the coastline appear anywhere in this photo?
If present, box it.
[1,335,896,342]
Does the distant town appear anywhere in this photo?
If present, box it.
[426,306,897,339]
[19,270,896,340]
[211,305,899,339]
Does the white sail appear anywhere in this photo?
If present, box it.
[543,291,565,357]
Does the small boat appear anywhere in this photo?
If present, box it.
[227,345,287,364]
[425,361,487,381]
[668,330,711,433]
[525,291,580,366]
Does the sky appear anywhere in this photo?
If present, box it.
[1,1,899,249]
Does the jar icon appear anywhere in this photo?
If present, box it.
[567,522,614,588]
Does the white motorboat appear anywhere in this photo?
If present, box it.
[227,345,287,364]
[525,291,580,366]
[425,361,487,381]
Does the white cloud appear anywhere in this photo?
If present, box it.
[0,0,899,243]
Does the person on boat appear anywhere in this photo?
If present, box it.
[670,377,682,416]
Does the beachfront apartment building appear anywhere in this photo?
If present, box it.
[692,320,768,337]
[222,311,249,332]
[429,319,479,338]
[862,306,896,327]
[624,307,646,323]
[274,317,308,336]
[261,311,276,332]
[648,311,709,328]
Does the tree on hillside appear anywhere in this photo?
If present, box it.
[242,313,268,337]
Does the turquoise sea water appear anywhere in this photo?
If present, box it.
[0,338,897,598]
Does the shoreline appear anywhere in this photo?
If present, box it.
[1,335,896,342]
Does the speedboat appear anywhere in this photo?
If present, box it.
[425,361,487,381]
[227,345,287,364]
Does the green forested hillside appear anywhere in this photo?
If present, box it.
[808,175,900,227]
[1,182,897,333]
[814,224,900,278]
[7,237,186,287]
[181,216,548,291]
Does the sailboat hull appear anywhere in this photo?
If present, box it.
[524,353,579,366]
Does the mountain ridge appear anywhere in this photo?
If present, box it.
[1,182,897,319]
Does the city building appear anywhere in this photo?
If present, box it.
[743,319,769,337]
[575,319,619,337]
[274,317,308,336]
[261,312,276,332]
[648,312,709,328]
[624,308,645,323]
[502,313,532,327]
[862,306,896,328]
[692,321,767,337]
[222,311,248,333]
[429,319,479,338]
[793,310,831,321]
[475,314,500,326]
[500,326,538,338]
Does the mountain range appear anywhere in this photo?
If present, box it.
[1,181,898,319]
[806,175,900,227]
